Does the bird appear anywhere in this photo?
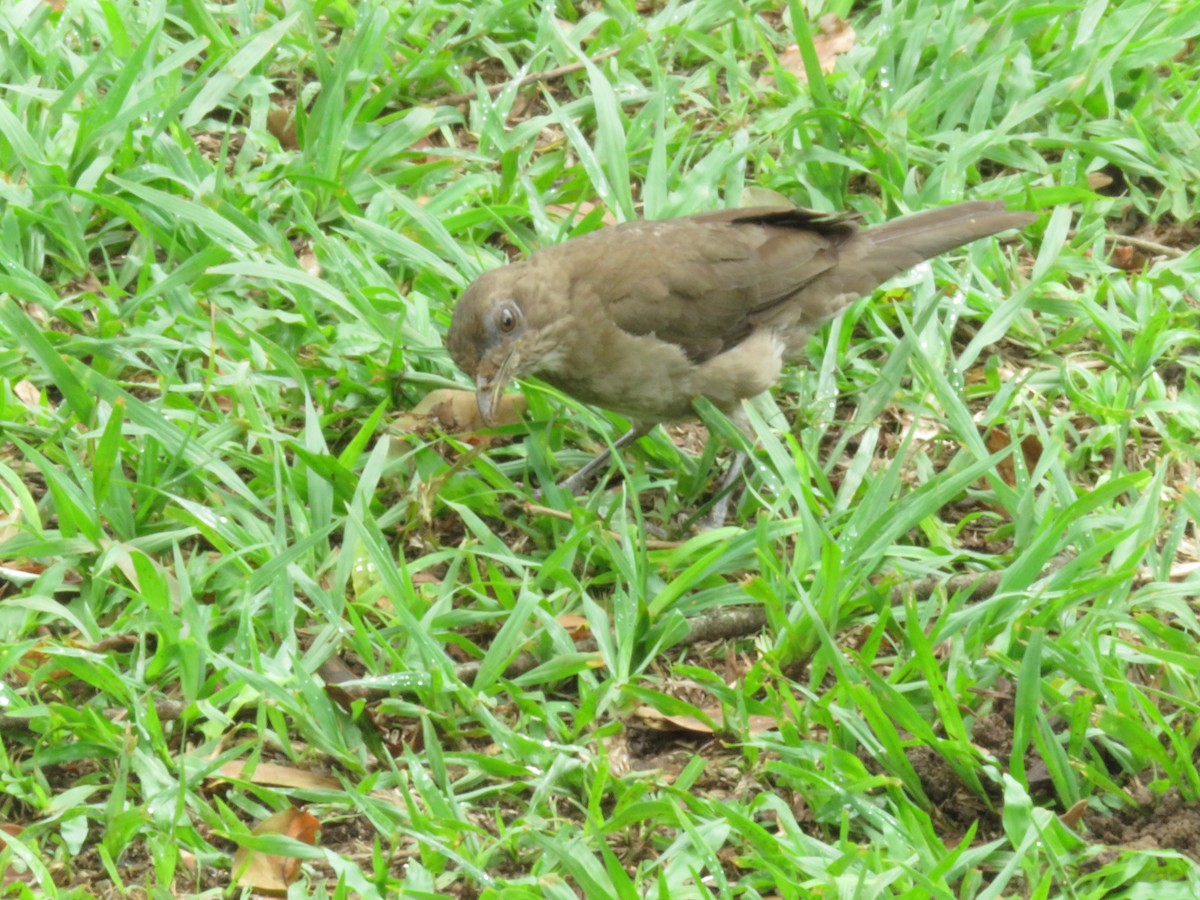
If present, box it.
[447,200,1034,522]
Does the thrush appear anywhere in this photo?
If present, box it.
[447,201,1034,520]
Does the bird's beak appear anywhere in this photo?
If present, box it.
[474,348,518,427]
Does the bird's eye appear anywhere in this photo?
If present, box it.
[497,305,518,333]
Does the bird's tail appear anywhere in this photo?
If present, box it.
[764,200,1034,353]
[862,200,1035,262]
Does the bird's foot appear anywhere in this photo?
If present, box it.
[693,496,735,532]
[556,465,605,497]
[552,423,652,496]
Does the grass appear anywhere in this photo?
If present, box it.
[1,0,1199,896]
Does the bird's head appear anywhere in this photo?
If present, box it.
[447,262,566,426]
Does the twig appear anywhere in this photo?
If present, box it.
[0,556,1094,727]
[450,555,1084,685]
[677,606,768,644]
[639,553,1080,651]
[1106,232,1187,259]
[888,552,1074,605]
[453,645,589,685]
[1,700,185,733]
[434,48,621,107]
[1070,228,1189,259]
[0,557,1091,730]
[887,568,1004,606]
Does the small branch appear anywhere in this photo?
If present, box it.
[454,645,590,684]
[1070,228,1188,259]
[677,606,768,644]
[434,48,621,107]
[0,700,185,733]
[1105,232,1186,259]
[451,555,1082,685]
[0,557,1095,729]
[888,568,1003,605]
[659,553,1080,653]
[888,552,1074,605]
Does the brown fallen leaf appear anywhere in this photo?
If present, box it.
[0,480,23,546]
[317,655,374,708]
[177,849,200,881]
[1108,244,1145,271]
[985,426,1044,487]
[267,104,298,150]
[296,247,320,277]
[215,761,341,792]
[1060,798,1089,829]
[88,634,139,653]
[740,187,795,209]
[768,14,856,86]
[604,730,632,778]
[635,706,780,735]
[1,821,35,888]
[545,201,619,227]
[556,614,592,640]
[232,807,320,894]
[405,136,442,167]
[13,380,39,407]
[393,388,527,435]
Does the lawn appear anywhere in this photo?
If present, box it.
[1,0,1199,896]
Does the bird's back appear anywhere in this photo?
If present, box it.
[544,207,857,364]
[547,202,1031,365]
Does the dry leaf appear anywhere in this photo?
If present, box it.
[1060,798,1088,829]
[556,614,591,640]
[393,388,527,435]
[985,427,1044,486]
[740,187,795,208]
[267,105,298,150]
[232,807,320,893]
[603,730,632,778]
[1087,171,1114,190]
[177,849,199,881]
[297,248,320,277]
[770,14,856,86]
[0,822,29,887]
[545,201,619,226]
[88,634,139,653]
[406,136,440,167]
[637,707,715,733]
[13,380,39,408]
[1108,245,1145,271]
[216,761,341,792]
[317,655,376,708]
[635,706,780,735]
[1166,561,1200,580]
[0,481,23,546]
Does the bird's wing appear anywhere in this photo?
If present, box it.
[557,207,858,363]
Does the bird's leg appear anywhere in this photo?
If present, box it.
[556,421,653,495]
[693,403,758,530]
[697,449,748,529]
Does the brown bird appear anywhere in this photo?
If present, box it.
[447,201,1034,519]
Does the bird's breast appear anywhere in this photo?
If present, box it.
[531,324,703,423]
